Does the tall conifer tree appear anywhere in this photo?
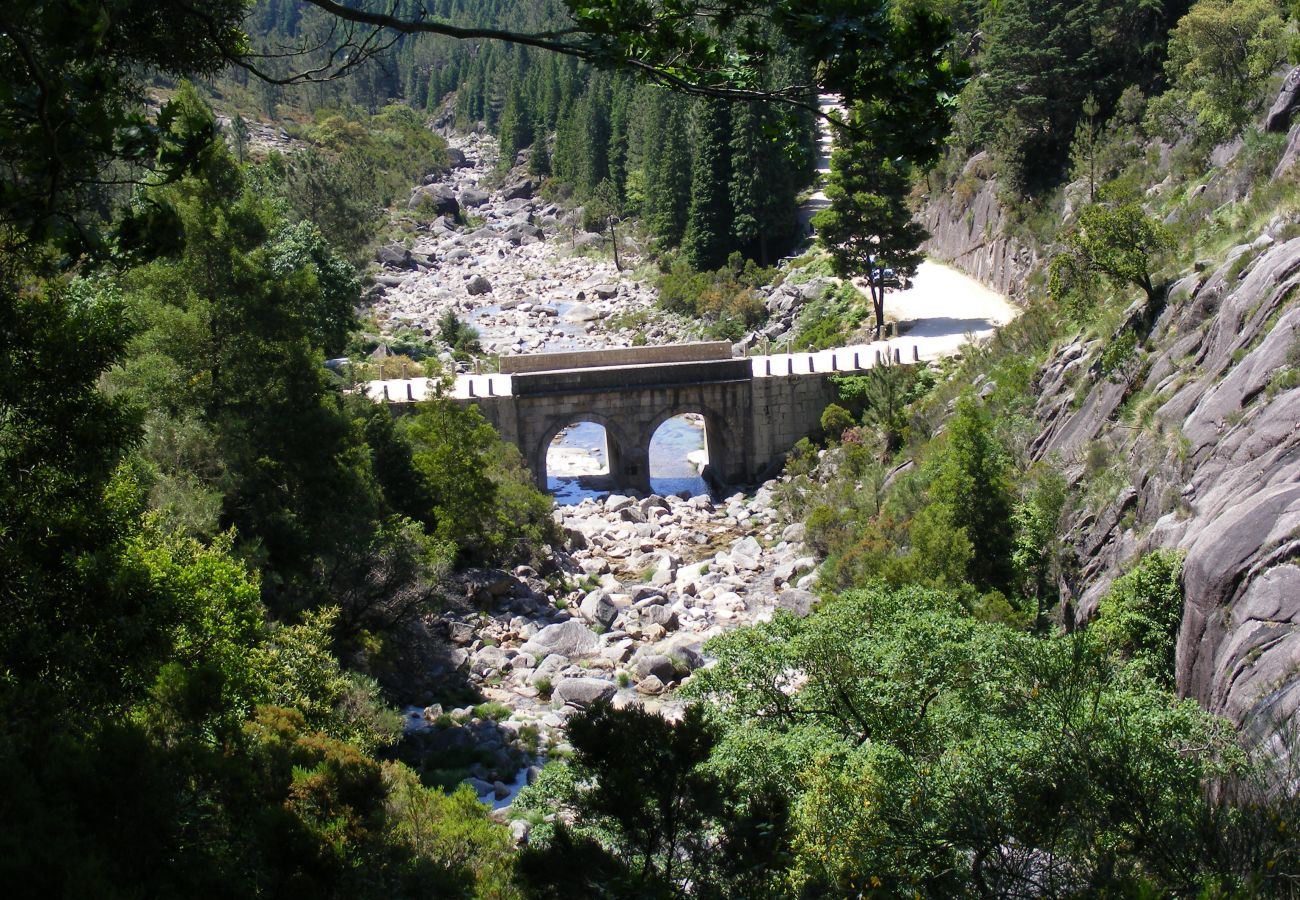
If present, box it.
[729,102,762,260]
[683,99,732,270]
[647,102,691,247]
[813,106,926,339]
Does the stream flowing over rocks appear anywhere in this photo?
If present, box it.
[404,484,819,811]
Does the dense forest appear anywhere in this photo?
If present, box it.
[220,0,818,267]
[3,0,1300,897]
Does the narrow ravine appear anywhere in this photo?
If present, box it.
[363,126,1014,824]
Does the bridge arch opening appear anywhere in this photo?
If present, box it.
[647,411,722,497]
[543,418,625,504]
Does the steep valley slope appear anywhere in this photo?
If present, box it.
[925,162,1300,766]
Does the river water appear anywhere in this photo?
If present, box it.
[547,415,708,504]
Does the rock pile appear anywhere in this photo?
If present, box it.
[364,133,694,363]
[733,276,837,353]
[409,480,820,796]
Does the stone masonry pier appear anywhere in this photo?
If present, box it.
[366,341,918,493]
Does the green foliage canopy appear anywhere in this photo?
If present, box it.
[687,584,1241,896]
[1051,202,1173,310]
[1163,0,1288,142]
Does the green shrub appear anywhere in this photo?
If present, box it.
[793,281,869,351]
[535,677,554,699]
[785,437,819,478]
[1100,328,1139,380]
[655,254,771,337]
[383,764,518,896]
[438,310,481,354]
[472,701,512,721]
[406,398,560,567]
[804,504,845,557]
[820,403,855,440]
[1093,550,1185,687]
[518,724,541,755]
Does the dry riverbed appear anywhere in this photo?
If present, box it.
[361,135,824,821]
[363,129,1008,826]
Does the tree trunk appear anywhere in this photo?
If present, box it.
[871,273,885,341]
[608,218,621,271]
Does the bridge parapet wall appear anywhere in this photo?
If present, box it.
[372,344,866,493]
[511,358,751,396]
[499,341,732,374]
[749,373,841,478]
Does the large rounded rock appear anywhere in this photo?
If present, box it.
[500,177,536,201]
[466,275,493,296]
[633,653,675,682]
[502,223,544,245]
[528,653,568,686]
[636,674,665,695]
[562,303,600,324]
[470,645,508,676]
[641,604,678,630]
[778,588,818,618]
[459,187,490,208]
[409,183,460,218]
[521,620,601,659]
[656,638,704,673]
[376,243,415,270]
[552,677,616,708]
[729,535,763,571]
[579,590,618,629]
[627,585,667,603]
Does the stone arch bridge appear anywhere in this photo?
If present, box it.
[367,341,914,494]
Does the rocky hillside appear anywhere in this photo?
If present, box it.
[921,75,1300,761]
[918,153,1040,299]
[1031,231,1300,758]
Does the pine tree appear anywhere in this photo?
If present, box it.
[754,113,801,263]
[497,88,532,168]
[578,82,612,196]
[647,103,691,247]
[729,102,762,259]
[529,133,552,177]
[607,76,632,198]
[682,99,732,270]
[813,104,926,340]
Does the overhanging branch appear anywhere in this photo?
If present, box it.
[277,0,855,133]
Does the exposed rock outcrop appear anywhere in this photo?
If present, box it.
[1027,227,1300,752]
[409,183,460,218]
[918,153,1039,299]
[1265,66,1300,133]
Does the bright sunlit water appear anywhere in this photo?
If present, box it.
[546,415,708,504]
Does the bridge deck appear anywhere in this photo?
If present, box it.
[363,340,921,403]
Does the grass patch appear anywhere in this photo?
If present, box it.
[793,281,869,351]
[472,702,512,721]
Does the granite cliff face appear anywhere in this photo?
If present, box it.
[1024,229,1299,755]
[920,66,1300,750]
[918,153,1039,299]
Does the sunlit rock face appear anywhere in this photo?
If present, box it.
[1027,234,1300,762]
